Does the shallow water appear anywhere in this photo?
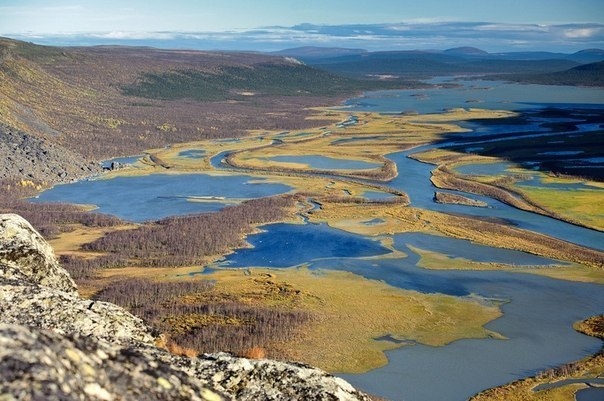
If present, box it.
[217,222,604,401]
[454,162,514,176]
[344,78,604,114]
[341,269,604,401]
[222,222,390,267]
[395,233,559,266]
[32,173,291,222]
[268,155,380,170]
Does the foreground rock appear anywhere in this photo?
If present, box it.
[148,351,368,401]
[0,213,370,401]
[0,213,77,293]
[0,324,225,401]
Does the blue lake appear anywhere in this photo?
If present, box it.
[221,222,389,267]
[32,173,291,222]
[269,155,380,170]
[344,78,604,114]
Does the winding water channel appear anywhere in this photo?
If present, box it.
[32,79,604,401]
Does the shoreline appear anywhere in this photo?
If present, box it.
[28,104,604,397]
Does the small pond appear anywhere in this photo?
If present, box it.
[178,149,205,159]
[454,162,515,176]
[220,222,390,267]
[268,155,380,170]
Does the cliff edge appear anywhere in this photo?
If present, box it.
[0,213,370,401]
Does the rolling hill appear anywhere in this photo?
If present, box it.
[274,46,604,79]
[494,61,604,87]
[0,37,415,182]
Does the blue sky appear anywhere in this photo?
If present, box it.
[1,0,603,51]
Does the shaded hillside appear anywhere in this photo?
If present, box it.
[270,46,367,61]
[275,46,603,79]
[310,51,580,78]
[123,61,409,101]
[0,37,414,170]
[495,61,604,87]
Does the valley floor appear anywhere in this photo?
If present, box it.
[43,106,604,400]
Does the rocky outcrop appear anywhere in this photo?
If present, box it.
[0,283,155,345]
[0,324,225,401]
[160,352,370,401]
[0,213,77,293]
[0,213,370,401]
[0,124,102,183]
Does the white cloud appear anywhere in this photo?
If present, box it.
[5,21,604,53]
[475,24,548,32]
[564,27,602,38]
[91,31,178,40]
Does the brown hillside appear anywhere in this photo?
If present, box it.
[0,38,344,162]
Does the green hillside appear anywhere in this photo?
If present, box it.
[122,62,413,101]
[494,61,604,87]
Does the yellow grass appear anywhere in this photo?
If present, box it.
[410,245,604,284]
[513,185,604,231]
[100,265,502,373]
[48,223,138,258]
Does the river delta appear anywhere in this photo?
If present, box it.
[37,78,604,401]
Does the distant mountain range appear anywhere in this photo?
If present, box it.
[272,46,604,63]
[271,46,604,82]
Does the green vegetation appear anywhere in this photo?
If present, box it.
[495,61,604,87]
[514,184,604,231]
[0,37,68,63]
[122,63,410,101]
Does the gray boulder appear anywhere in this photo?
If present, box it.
[0,324,225,401]
[163,352,371,401]
[0,213,77,293]
[0,281,156,345]
[0,213,154,345]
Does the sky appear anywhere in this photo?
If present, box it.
[1,0,603,52]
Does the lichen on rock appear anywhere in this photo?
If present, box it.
[0,324,225,401]
[0,213,77,293]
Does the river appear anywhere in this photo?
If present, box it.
[31,78,604,401]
